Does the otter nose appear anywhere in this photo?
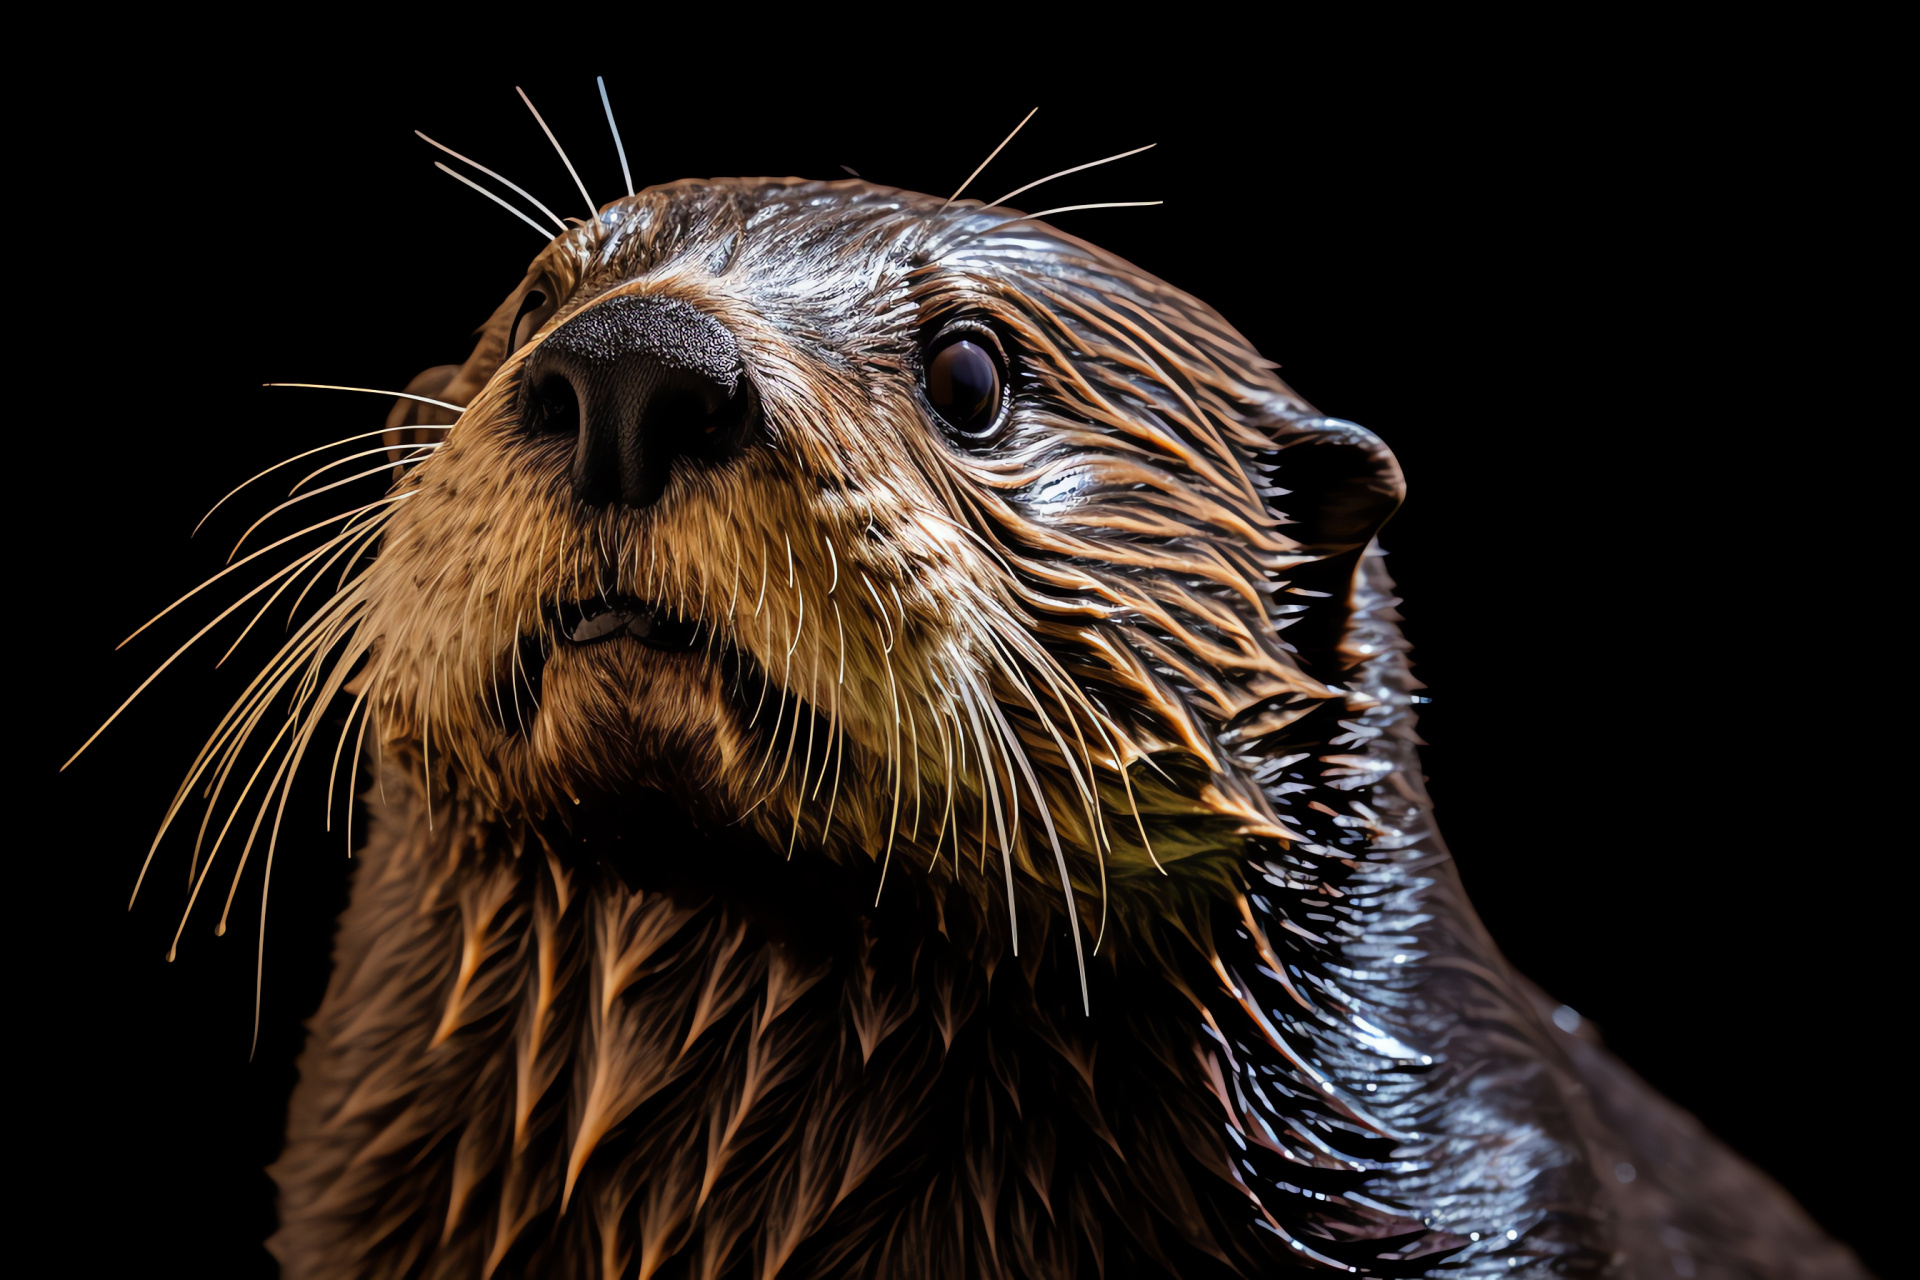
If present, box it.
[520,295,756,510]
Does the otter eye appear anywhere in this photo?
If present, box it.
[924,324,1008,440]
[509,276,563,355]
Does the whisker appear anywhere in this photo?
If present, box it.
[168,716,295,960]
[1005,200,1163,222]
[904,698,923,842]
[191,611,353,900]
[143,595,368,902]
[116,491,410,653]
[70,502,405,775]
[290,441,441,495]
[926,687,956,871]
[231,453,429,562]
[278,515,391,647]
[327,684,372,833]
[248,631,366,1055]
[786,637,821,858]
[193,426,446,537]
[194,607,364,872]
[939,202,1165,253]
[987,143,1157,210]
[414,130,568,231]
[432,162,555,241]
[982,690,1089,1014]
[942,106,1037,208]
[952,665,1015,952]
[872,637,904,908]
[186,654,297,890]
[343,682,373,854]
[217,516,383,668]
[596,76,633,198]
[264,383,466,413]
[516,86,595,216]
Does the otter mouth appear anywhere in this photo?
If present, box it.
[550,595,704,651]
[498,595,826,775]
[492,596,708,737]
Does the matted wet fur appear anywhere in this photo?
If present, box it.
[97,167,1865,1278]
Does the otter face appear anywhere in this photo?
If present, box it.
[324,178,1403,948]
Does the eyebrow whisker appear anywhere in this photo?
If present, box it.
[941,106,1038,209]
[414,131,567,232]
[516,85,595,216]
[597,76,634,198]
[431,162,558,241]
[987,144,1157,210]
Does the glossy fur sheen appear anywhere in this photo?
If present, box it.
[253,180,1864,1277]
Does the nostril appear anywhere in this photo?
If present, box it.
[650,387,729,448]
[519,294,757,511]
[526,374,580,437]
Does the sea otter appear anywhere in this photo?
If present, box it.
[81,115,1866,1278]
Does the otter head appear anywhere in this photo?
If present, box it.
[185,177,1406,976]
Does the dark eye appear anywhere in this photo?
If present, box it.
[509,274,563,355]
[923,324,1008,440]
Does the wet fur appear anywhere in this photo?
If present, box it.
[205,180,1868,1276]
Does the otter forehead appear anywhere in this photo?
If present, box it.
[530,178,1267,398]
[542,180,945,346]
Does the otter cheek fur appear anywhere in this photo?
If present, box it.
[101,161,1863,1276]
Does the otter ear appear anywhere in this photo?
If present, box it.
[1263,418,1407,670]
[1266,418,1405,557]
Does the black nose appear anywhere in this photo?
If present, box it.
[520,294,757,510]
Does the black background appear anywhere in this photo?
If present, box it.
[29,47,1894,1277]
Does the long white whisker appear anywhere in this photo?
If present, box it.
[327,683,372,833]
[264,383,466,413]
[167,717,295,960]
[250,633,365,1056]
[280,514,391,643]
[218,516,384,668]
[987,144,1157,210]
[414,130,568,231]
[596,76,633,198]
[939,202,1165,253]
[942,107,1037,209]
[432,162,555,241]
[515,86,595,216]
[186,652,303,891]
[117,491,409,652]
[290,442,441,495]
[69,501,406,774]
[230,454,428,562]
[1012,201,1164,222]
[142,595,369,904]
[343,686,373,855]
[983,691,1089,1014]
[953,666,1015,953]
[193,426,446,538]
[873,641,904,907]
